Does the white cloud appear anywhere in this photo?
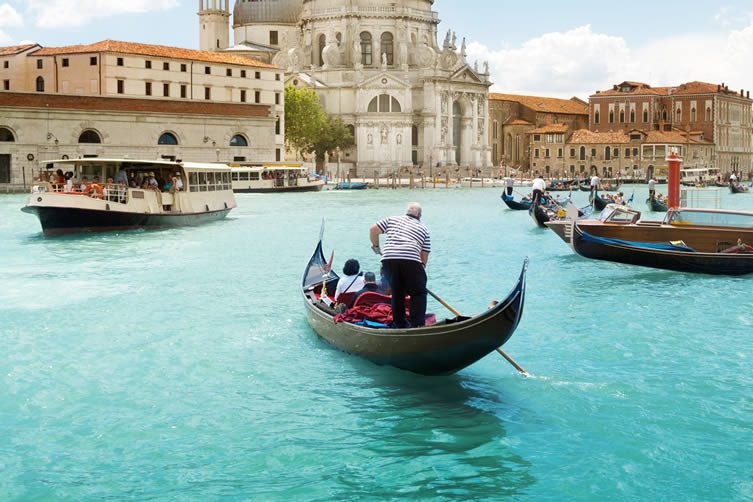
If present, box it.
[27,0,179,29]
[0,3,23,28]
[467,23,753,99]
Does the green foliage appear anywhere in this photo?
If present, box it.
[284,85,325,156]
[312,116,355,163]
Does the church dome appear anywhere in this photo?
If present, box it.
[233,0,303,25]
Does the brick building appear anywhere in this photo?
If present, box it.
[489,93,588,173]
[0,40,284,189]
[590,81,753,175]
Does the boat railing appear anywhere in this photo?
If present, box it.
[680,187,721,209]
[103,184,129,204]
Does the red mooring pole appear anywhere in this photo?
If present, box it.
[667,150,683,208]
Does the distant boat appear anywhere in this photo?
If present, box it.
[335,181,369,190]
[730,182,750,194]
[646,197,669,212]
[501,193,532,211]
[589,192,615,211]
[230,163,324,193]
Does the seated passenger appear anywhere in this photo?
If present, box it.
[353,272,380,302]
[79,176,89,191]
[163,177,174,192]
[377,266,391,295]
[334,259,365,301]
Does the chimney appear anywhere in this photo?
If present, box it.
[747,91,750,99]
[742,89,744,97]
[717,85,721,92]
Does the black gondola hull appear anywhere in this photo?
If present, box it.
[22,205,231,236]
[302,242,527,376]
[572,224,753,275]
[530,203,550,228]
[501,195,532,211]
[646,198,669,212]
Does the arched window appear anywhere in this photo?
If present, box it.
[609,111,614,123]
[594,111,600,124]
[360,32,373,66]
[605,147,611,160]
[579,146,586,161]
[78,130,102,144]
[36,76,45,92]
[158,132,179,145]
[318,34,326,67]
[643,110,649,123]
[691,107,697,122]
[380,32,394,66]
[676,108,682,122]
[368,94,401,113]
[619,110,625,123]
[230,134,248,147]
[630,110,635,123]
[705,107,712,121]
[662,109,668,121]
[0,127,15,142]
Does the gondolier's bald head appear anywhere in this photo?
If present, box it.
[406,203,422,219]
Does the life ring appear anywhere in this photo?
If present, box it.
[85,184,104,199]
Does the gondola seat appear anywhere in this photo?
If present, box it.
[353,292,393,307]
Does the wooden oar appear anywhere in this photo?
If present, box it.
[426,289,529,377]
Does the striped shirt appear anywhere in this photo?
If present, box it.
[377,215,431,263]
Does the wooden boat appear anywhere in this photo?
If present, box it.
[530,200,552,228]
[22,158,236,236]
[501,193,532,211]
[646,197,669,212]
[589,192,614,211]
[571,223,753,275]
[230,163,324,193]
[335,181,369,190]
[579,184,592,192]
[301,236,528,376]
[730,182,750,194]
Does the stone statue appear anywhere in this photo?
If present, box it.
[352,40,362,67]
[381,52,388,70]
[396,133,402,145]
[451,32,457,49]
[288,47,300,72]
[443,30,451,49]
[460,38,467,59]
[380,126,389,144]
[367,133,373,145]
[483,61,489,74]
[474,60,479,73]
[322,31,340,68]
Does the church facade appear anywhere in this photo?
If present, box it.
[199,0,493,174]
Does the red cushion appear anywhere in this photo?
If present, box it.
[353,292,393,308]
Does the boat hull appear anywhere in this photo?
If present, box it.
[234,184,324,194]
[21,205,231,236]
[646,198,669,212]
[572,224,753,275]
[501,195,532,210]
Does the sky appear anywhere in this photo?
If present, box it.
[2,0,753,99]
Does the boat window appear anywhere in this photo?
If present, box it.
[198,172,207,191]
[250,172,260,181]
[668,210,753,229]
[232,172,239,181]
[239,172,249,181]
[189,172,199,192]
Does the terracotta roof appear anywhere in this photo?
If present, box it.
[529,123,570,134]
[33,40,277,69]
[0,44,39,56]
[505,118,534,126]
[643,130,712,145]
[490,93,588,115]
[568,129,630,145]
[592,80,747,98]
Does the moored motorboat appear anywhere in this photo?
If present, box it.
[22,159,236,235]
[571,223,753,275]
[231,163,324,193]
[335,181,369,190]
[301,235,528,376]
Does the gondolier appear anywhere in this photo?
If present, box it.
[532,176,546,205]
[504,176,514,196]
[590,174,600,194]
[648,177,657,200]
[370,203,431,328]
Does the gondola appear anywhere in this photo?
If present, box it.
[529,200,552,228]
[730,182,750,194]
[589,192,614,211]
[571,223,753,275]
[646,197,669,212]
[579,184,592,192]
[301,234,528,376]
[501,193,533,211]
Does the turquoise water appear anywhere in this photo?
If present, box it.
[1,187,752,500]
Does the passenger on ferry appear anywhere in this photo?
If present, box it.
[54,169,65,185]
[114,168,129,186]
[163,177,174,192]
[79,176,89,191]
[334,259,366,301]
[174,173,184,191]
[147,172,159,190]
[128,172,138,188]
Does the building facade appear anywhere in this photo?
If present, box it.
[488,93,588,174]
[0,40,284,189]
[590,81,753,175]
[203,0,493,174]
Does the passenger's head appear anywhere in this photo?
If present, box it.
[406,202,422,219]
[343,259,360,276]
[364,272,376,284]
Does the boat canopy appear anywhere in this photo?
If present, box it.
[666,209,753,229]
[40,159,231,173]
[599,204,641,224]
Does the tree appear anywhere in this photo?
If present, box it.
[284,85,325,158]
[311,116,355,174]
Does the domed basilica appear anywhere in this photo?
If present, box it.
[199,0,492,173]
